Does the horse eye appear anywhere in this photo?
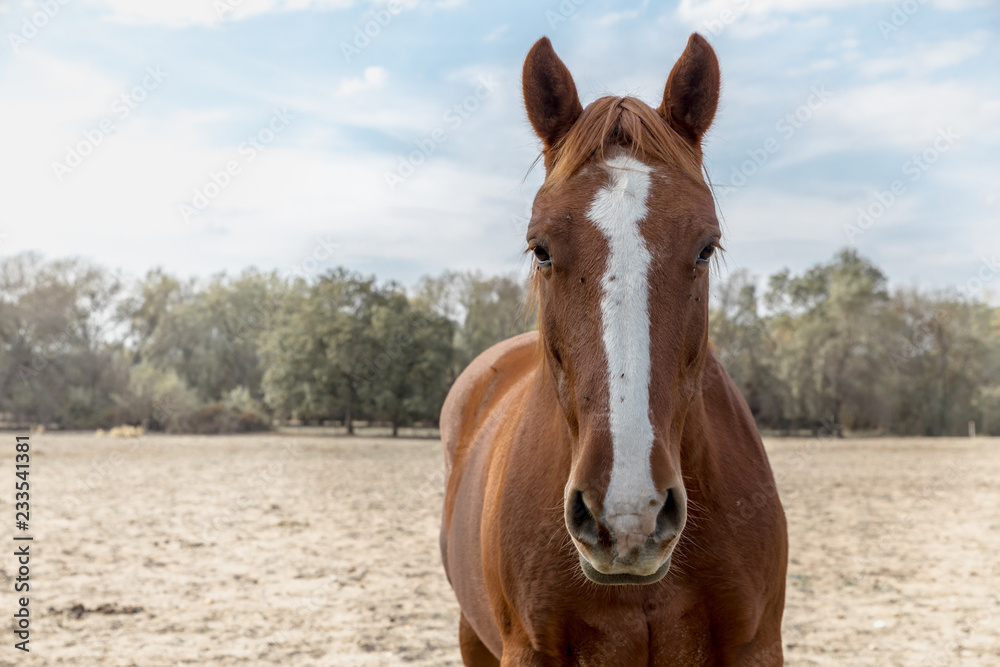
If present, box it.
[533,246,552,266]
[696,244,716,265]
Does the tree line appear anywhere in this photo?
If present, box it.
[0,253,529,434]
[0,249,997,436]
[711,249,1000,436]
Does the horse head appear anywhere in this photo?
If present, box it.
[522,34,721,585]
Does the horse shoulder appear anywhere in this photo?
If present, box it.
[440,330,540,475]
[440,331,541,662]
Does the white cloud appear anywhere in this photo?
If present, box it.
[675,0,839,40]
[925,0,994,7]
[823,79,999,150]
[676,0,992,37]
[712,186,974,294]
[336,66,388,97]
[483,23,508,42]
[80,0,466,27]
[678,0,987,23]
[677,0,846,26]
[0,49,527,285]
[859,34,986,78]
[81,0,356,28]
[595,0,649,26]
[3,0,994,294]
[783,57,839,77]
[721,188,862,244]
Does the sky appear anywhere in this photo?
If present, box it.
[0,0,997,300]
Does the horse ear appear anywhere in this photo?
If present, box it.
[523,37,583,150]
[657,33,720,146]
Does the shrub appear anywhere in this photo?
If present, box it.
[112,364,199,432]
[222,386,270,422]
[108,425,145,438]
[187,403,270,434]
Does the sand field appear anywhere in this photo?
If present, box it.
[0,432,998,666]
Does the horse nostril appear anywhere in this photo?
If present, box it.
[568,490,598,545]
[655,488,684,540]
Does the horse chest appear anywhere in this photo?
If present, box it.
[514,594,716,666]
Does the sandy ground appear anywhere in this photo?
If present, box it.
[0,432,997,666]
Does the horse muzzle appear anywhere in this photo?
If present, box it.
[566,486,686,585]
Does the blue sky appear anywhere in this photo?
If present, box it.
[0,0,997,300]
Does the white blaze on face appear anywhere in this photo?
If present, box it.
[586,154,657,539]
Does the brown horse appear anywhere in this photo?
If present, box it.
[440,34,787,666]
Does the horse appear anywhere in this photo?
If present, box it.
[439,33,788,666]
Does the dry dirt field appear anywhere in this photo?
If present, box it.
[0,431,998,666]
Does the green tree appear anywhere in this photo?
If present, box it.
[889,292,999,435]
[365,290,454,434]
[764,249,893,433]
[0,253,125,427]
[121,268,284,404]
[709,269,786,427]
[416,271,534,379]
[258,270,382,433]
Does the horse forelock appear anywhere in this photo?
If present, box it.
[542,95,707,192]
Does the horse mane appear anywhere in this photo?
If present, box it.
[543,95,708,190]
